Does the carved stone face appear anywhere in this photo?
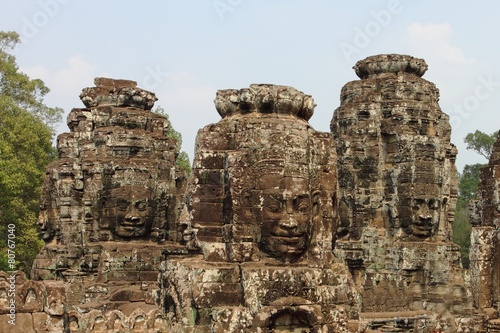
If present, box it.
[38,202,57,242]
[103,186,154,239]
[250,175,316,261]
[399,197,440,239]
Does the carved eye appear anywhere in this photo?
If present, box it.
[117,202,129,211]
[297,203,310,213]
[412,199,424,210]
[266,204,282,213]
[428,199,438,210]
[136,201,148,211]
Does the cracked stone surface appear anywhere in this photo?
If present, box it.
[31,78,187,315]
[331,54,473,331]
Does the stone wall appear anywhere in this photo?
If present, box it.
[0,271,167,333]
[0,271,65,333]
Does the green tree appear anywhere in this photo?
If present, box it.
[0,31,63,274]
[464,130,498,160]
[457,163,484,207]
[153,106,191,175]
[452,203,471,268]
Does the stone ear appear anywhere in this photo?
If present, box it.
[241,188,253,207]
[312,190,320,215]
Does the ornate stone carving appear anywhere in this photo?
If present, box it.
[97,185,157,240]
[246,170,318,261]
[160,84,358,332]
[332,54,457,242]
[332,54,471,330]
[10,55,485,331]
[31,78,187,314]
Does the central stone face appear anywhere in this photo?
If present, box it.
[249,171,315,261]
[185,84,338,264]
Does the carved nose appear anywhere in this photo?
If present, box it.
[125,207,140,221]
[419,207,431,220]
[419,214,432,221]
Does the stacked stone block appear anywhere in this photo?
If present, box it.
[31,78,187,312]
[331,54,472,330]
[470,132,500,327]
[160,84,359,332]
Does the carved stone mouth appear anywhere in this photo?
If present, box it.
[270,235,306,246]
[414,218,433,227]
[271,232,305,239]
[120,225,144,232]
[120,221,144,227]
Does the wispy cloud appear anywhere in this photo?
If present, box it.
[21,54,95,94]
[401,22,498,172]
[405,22,473,64]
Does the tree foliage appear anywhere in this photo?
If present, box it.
[452,202,471,268]
[153,106,191,175]
[457,163,485,207]
[0,31,63,274]
[464,130,498,160]
[0,32,63,132]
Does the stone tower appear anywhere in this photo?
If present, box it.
[160,84,359,332]
[32,78,187,311]
[470,132,500,329]
[331,54,472,330]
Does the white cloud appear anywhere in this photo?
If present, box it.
[22,55,95,94]
[402,22,498,172]
[402,22,479,105]
[20,55,96,140]
[405,22,473,64]
[53,55,95,92]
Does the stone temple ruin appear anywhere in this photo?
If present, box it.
[331,55,470,329]
[1,54,499,332]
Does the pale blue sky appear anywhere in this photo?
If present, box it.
[1,0,500,172]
